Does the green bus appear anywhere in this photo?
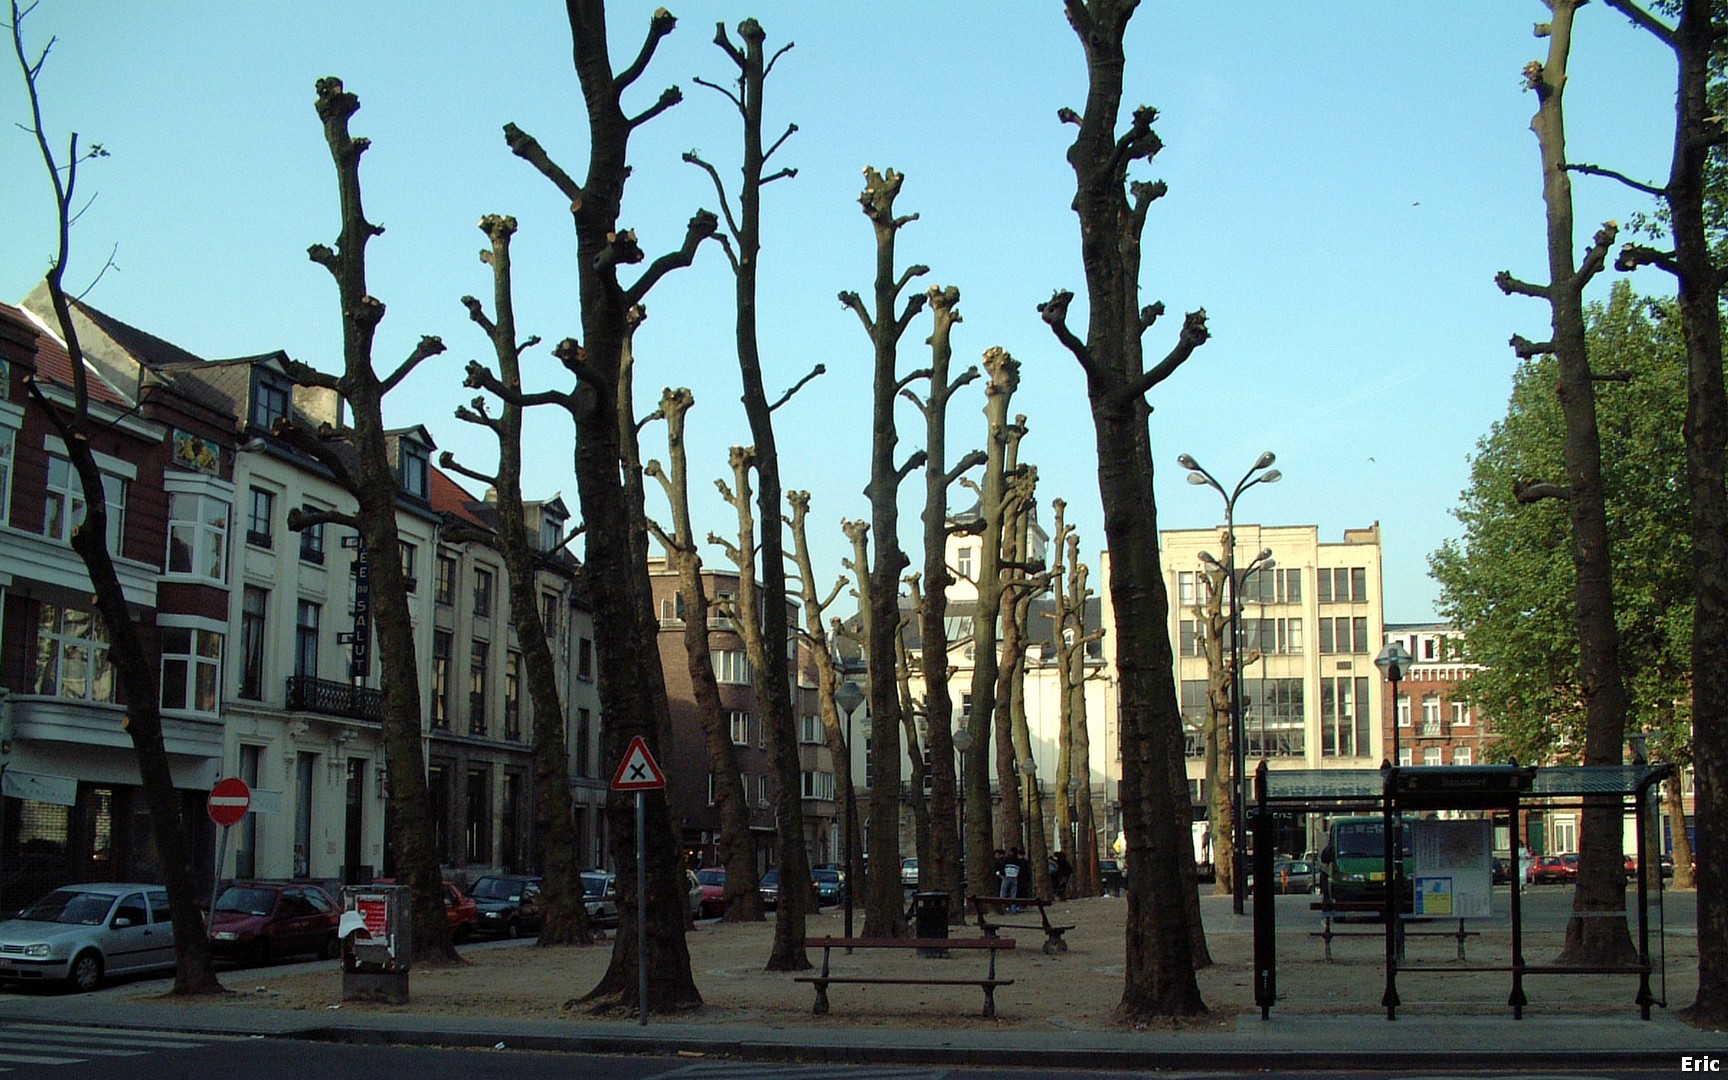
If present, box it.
[1321,816,1413,907]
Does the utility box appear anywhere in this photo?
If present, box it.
[339,883,410,1003]
[910,890,950,957]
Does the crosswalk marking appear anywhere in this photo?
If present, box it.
[0,1023,228,1072]
[658,1065,950,1080]
[1,1039,147,1056]
[0,1050,81,1065]
[5,1023,209,1049]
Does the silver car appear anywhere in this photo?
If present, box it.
[0,883,176,991]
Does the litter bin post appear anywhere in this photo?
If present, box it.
[911,890,950,958]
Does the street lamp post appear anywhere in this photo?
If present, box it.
[834,678,865,942]
[1066,778,1080,859]
[1374,643,1411,768]
[1374,641,1411,957]
[1180,450,1281,917]
[952,724,972,891]
[1019,759,1037,856]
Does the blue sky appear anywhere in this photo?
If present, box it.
[3,2,1682,620]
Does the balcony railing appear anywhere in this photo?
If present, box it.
[285,676,382,722]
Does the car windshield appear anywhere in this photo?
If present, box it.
[18,889,113,925]
[813,870,840,883]
[213,886,277,916]
[469,878,525,901]
[761,872,780,886]
[582,875,609,898]
[696,870,724,886]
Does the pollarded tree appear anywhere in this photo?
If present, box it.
[445,214,592,947]
[1041,0,1210,1019]
[1496,1,1635,967]
[643,390,760,923]
[839,167,929,938]
[1588,0,1728,1026]
[11,0,222,994]
[502,2,715,1011]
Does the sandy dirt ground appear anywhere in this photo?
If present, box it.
[146,890,1697,1032]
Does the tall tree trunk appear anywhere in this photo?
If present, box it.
[1599,0,1728,1025]
[1198,542,1235,899]
[1045,0,1209,1019]
[842,168,928,938]
[642,390,759,922]
[1502,2,1635,966]
[450,215,592,947]
[690,18,809,971]
[12,4,225,990]
[507,2,712,1011]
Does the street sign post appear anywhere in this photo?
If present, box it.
[207,778,252,915]
[610,735,666,1025]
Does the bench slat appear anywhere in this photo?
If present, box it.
[794,977,1015,987]
[805,937,1014,950]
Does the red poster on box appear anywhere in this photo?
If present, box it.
[356,898,389,939]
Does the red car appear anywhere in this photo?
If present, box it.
[1527,854,1579,884]
[208,881,341,963]
[377,878,478,943]
[695,868,727,918]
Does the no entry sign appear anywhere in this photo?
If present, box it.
[207,777,251,827]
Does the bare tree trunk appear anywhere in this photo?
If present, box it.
[1598,0,1728,1025]
[1045,0,1208,1019]
[1500,2,1635,967]
[689,18,809,971]
[642,391,759,922]
[10,4,224,993]
[966,348,1020,900]
[448,215,592,947]
[842,518,887,921]
[507,2,712,1011]
[841,168,929,938]
[896,620,930,887]
[1198,537,1235,898]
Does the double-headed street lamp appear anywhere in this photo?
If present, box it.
[1180,450,1281,916]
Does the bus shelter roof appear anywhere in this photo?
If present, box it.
[1258,763,1671,813]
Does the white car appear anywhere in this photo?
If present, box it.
[581,871,619,928]
[0,883,176,992]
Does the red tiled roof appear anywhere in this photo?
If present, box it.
[2,303,133,409]
[430,465,491,529]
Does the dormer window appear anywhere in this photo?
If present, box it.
[540,515,563,553]
[251,373,290,433]
[400,441,429,499]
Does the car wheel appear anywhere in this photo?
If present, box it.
[70,950,103,993]
[321,934,341,961]
[506,918,520,940]
[252,938,271,965]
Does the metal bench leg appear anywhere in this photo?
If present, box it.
[1043,934,1067,955]
[1455,919,1467,962]
[811,981,830,1016]
[982,984,996,1020]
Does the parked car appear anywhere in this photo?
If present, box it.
[684,870,705,921]
[1271,859,1323,894]
[1490,857,1512,885]
[759,870,783,910]
[378,878,478,942]
[812,867,844,906]
[1527,854,1579,884]
[467,874,543,939]
[208,881,340,963]
[900,857,919,888]
[695,868,727,918]
[0,883,175,992]
[581,871,619,928]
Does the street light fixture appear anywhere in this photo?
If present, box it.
[834,678,865,941]
[952,724,972,888]
[1374,642,1412,767]
[1019,758,1038,854]
[1180,450,1281,916]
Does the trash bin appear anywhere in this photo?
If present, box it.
[911,890,949,957]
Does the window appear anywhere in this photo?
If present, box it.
[400,442,430,499]
[295,600,320,679]
[1244,678,1306,758]
[399,541,418,593]
[660,593,687,623]
[956,545,973,579]
[34,604,113,702]
[539,515,562,553]
[240,587,268,700]
[1178,571,1199,607]
[0,430,12,525]
[1320,676,1370,758]
[1240,565,1302,605]
[1317,616,1367,654]
[1238,617,1303,655]
[160,626,222,715]
[713,649,753,686]
[436,554,457,606]
[469,640,489,735]
[252,375,289,432]
[298,506,325,564]
[465,767,490,863]
[1179,619,1205,657]
[1451,701,1470,728]
[44,453,125,551]
[577,637,594,681]
[473,568,494,619]
[504,651,521,741]
[1398,748,1413,767]
[1397,696,1411,728]
[1180,680,1208,757]
[575,708,592,777]
[1423,747,1443,767]
[731,710,753,746]
[541,593,560,640]
[1421,694,1442,737]
[707,773,717,806]
[166,492,229,582]
[1318,567,1368,604]
[801,714,823,744]
[431,632,452,729]
[1453,746,1473,767]
[247,487,275,548]
[802,770,835,801]
[759,775,771,807]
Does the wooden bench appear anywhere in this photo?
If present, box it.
[1310,900,1478,962]
[970,894,1074,954]
[795,936,1016,1018]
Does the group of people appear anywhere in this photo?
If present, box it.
[991,847,1077,902]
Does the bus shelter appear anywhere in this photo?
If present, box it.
[1248,761,1672,1021]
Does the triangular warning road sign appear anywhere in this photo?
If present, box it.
[610,735,667,791]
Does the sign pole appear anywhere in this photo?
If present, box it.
[636,789,647,1027]
[212,825,230,922]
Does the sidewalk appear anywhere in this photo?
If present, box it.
[0,891,1722,1070]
